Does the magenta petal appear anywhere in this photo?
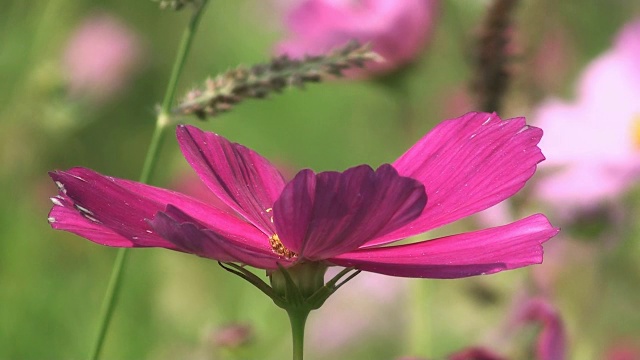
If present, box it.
[176,125,286,235]
[49,167,259,249]
[331,214,559,279]
[150,206,289,269]
[367,112,545,246]
[48,195,148,247]
[50,169,174,248]
[273,164,426,260]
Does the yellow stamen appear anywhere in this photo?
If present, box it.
[269,234,297,259]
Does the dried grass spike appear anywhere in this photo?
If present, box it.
[173,41,381,120]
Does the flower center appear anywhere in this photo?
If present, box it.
[632,113,640,148]
[265,208,297,258]
[269,233,297,259]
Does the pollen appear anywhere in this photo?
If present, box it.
[269,234,297,259]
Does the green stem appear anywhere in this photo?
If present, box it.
[407,280,432,357]
[287,309,310,360]
[160,1,210,116]
[87,2,210,359]
[88,248,129,360]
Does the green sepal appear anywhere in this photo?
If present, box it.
[219,261,361,313]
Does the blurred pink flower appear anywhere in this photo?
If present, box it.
[529,28,575,92]
[443,298,565,360]
[308,271,407,353]
[447,347,506,360]
[63,13,142,101]
[605,341,640,360]
[533,19,640,215]
[439,85,476,122]
[211,323,253,348]
[516,298,566,360]
[276,0,438,74]
[473,200,513,229]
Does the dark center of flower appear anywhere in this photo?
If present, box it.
[269,234,297,259]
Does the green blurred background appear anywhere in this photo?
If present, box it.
[2,0,640,359]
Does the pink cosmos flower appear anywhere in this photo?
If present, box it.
[276,0,438,74]
[211,323,253,348]
[48,112,557,278]
[447,347,507,360]
[534,19,640,214]
[308,271,407,353]
[444,298,565,360]
[605,341,640,360]
[516,298,566,360]
[63,13,141,101]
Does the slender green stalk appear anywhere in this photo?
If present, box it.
[88,248,129,360]
[87,2,210,359]
[407,280,432,357]
[286,309,310,360]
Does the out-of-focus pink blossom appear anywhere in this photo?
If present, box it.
[211,323,253,348]
[605,341,640,360]
[276,0,438,74]
[516,298,566,360]
[63,13,142,101]
[473,201,513,229]
[447,347,507,360]
[529,28,575,92]
[533,19,640,215]
[443,298,565,360]
[308,271,407,353]
[439,85,476,122]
